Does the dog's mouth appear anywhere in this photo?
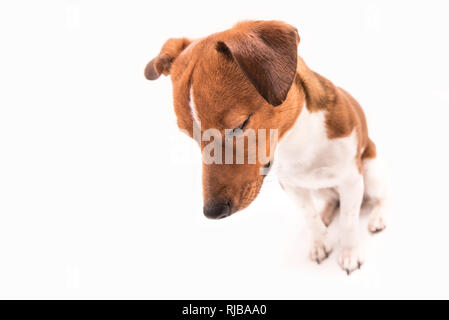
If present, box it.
[203,177,264,220]
[236,177,264,212]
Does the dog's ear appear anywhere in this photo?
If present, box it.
[144,38,191,80]
[216,21,299,106]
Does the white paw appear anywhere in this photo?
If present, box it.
[309,240,332,264]
[338,247,364,275]
[368,214,386,234]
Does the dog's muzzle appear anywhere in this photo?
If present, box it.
[203,202,231,219]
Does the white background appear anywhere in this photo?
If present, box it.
[0,0,448,299]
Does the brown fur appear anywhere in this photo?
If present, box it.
[145,20,376,214]
[296,57,376,171]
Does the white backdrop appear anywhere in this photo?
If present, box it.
[1,0,448,299]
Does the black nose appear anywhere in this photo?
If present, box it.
[203,202,231,219]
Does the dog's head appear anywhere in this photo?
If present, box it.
[145,21,304,219]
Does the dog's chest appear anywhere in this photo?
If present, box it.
[274,107,357,189]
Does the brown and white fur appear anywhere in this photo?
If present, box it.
[144,20,388,275]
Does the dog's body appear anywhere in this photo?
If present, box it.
[275,57,387,272]
[145,21,388,274]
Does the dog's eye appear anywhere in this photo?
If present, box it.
[232,116,251,134]
[264,160,273,169]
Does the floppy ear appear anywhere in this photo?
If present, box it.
[144,37,191,80]
[216,21,299,106]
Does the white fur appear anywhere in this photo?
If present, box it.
[275,107,359,190]
[182,39,202,127]
[189,87,201,125]
[363,157,389,233]
[274,105,387,274]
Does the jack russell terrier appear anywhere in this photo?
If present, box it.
[144,20,388,275]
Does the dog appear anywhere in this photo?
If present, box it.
[144,20,388,275]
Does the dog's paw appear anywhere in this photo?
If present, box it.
[338,247,364,275]
[368,214,386,234]
[309,241,332,264]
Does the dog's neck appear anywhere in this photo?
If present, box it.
[294,56,337,114]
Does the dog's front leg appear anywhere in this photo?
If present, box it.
[338,174,365,275]
[285,186,332,264]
